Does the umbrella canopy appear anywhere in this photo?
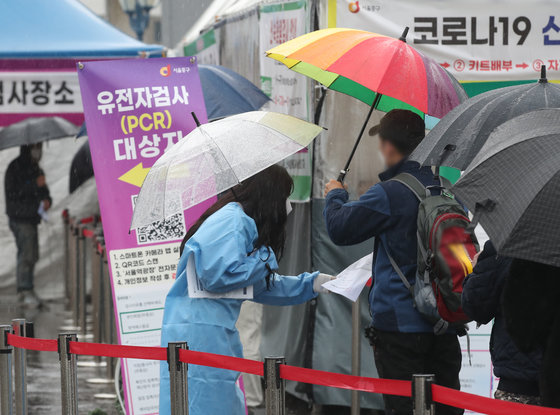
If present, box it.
[452,109,560,267]
[266,28,466,119]
[199,65,270,119]
[131,111,322,229]
[411,67,560,170]
[0,117,78,151]
[267,27,466,182]
[76,123,88,138]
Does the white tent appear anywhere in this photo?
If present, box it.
[178,0,262,48]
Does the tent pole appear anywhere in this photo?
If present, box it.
[338,94,382,183]
[351,297,361,415]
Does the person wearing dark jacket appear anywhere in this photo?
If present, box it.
[503,258,560,408]
[462,241,542,405]
[324,110,463,415]
[5,143,51,306]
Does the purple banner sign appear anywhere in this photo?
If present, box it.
[78,57,213,414]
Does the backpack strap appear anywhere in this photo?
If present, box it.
[439,176,453,190]
[391,173,431,202]
[386,250,414,295]
[387,173,432,293]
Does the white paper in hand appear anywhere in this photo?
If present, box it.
[322,254,373,302]
[38,201,49,222]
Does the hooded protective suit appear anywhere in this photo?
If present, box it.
[159,203,318,414]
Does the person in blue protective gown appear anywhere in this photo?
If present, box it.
[159,165,332,415]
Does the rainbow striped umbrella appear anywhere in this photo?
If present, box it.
[267,27,467,180]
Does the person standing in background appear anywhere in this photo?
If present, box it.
[462,241,542,405]
[5,143,51,307]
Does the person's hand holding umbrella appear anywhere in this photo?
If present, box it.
[323,179,347,197]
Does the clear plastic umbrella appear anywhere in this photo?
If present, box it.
[131,111,322,229]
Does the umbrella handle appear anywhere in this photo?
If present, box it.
[338,94,382,183]
[191,112,201,127]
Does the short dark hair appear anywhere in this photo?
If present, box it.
[378,109,425,156]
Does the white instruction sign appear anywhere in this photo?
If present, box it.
[108,242,181,414]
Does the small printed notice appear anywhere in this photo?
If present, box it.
[322,254,373,302]
[108,243,180,288]
[186,255,253,299]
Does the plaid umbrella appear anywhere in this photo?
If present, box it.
[411,66,560,170]
[452,108,560,267]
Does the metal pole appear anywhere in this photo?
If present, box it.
[0,325,13,415]
[70,226,80,329]
[78,229,87,335]
[351,297,361,415]
[167,342,188,415]
[264,357,285,415]
[91,240,101,345]
[11,319,26,415]
[102,254,115,380]
[63,212,71,300]
[58,333,78,415]
[412,374,435,415]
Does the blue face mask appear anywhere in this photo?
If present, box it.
[286,199,293,215]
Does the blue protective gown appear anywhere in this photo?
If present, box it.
[159,203,318,415]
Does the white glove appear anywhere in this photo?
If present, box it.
[313,273,335,294]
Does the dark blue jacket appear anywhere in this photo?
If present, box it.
[462,241,542,395]
[324,160,440,333]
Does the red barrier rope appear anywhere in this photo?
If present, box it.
[432,385,560,415]
[6,333,57,352]
[280,365,411,397]
[82,228,95,239]
[179,349,264,376]
[69,341,167,361]
[6,334,560,414]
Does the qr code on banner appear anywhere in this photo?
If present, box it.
[132,195,186,245]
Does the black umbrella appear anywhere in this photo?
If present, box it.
[452,108,560,267]
[411,66,560,170]
[0,116,78,150]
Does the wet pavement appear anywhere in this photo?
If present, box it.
[0,294,119,414]
[0,294,378,414]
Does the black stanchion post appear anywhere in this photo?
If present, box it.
[70,224,80,329]
[63,210,71,300]
[11,319,27,415]
[412,374,435,415]
[102,253,115,380]
[77,227,87,335]
[264,357,285,415]
[0,325,13,415]
[167,342,189,415]
[91,238,101,346]
[58,333,78,415]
